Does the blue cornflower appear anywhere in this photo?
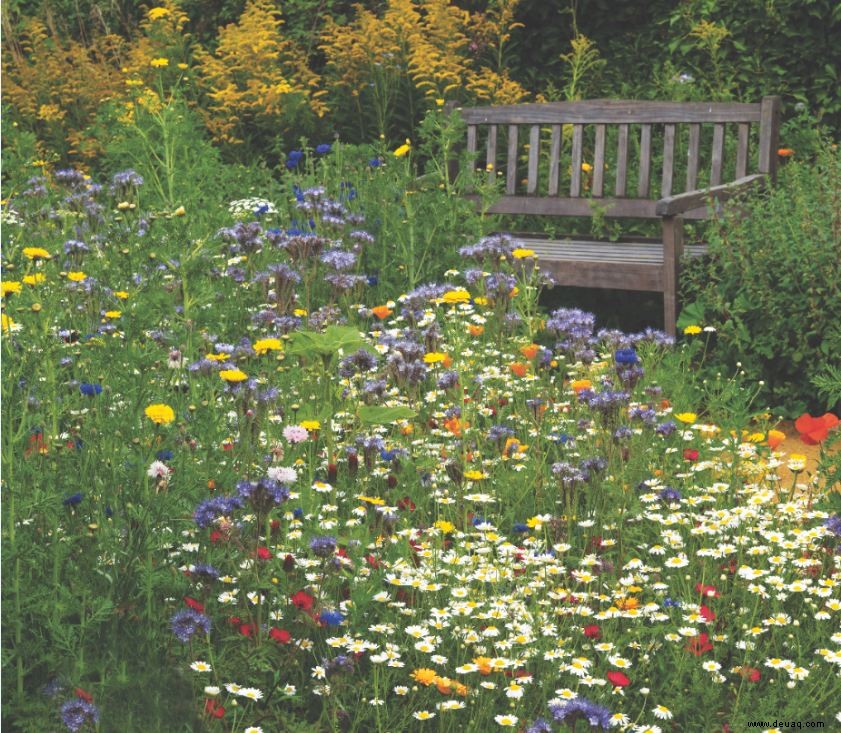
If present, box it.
[658,486,682,503]
[319,609,345,626]
[315,143,332,154]
[664,597,681,607]
[614,347,639,365]
[369,158,382,168]
[170,608,211,642]
[192,495,243,528]
[155,449,173,461]
[823,515,841,537]
[549,697,612,730]
[79,383,102,396]
[59,698,99,732]
[63,492,83,507]
[309,535,337,558]
[286,150,304,169]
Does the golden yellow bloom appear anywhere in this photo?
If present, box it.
[23,247,51,260]
[293,308,308,317]
[177,63,188,70]
[473,296,489,306]
[114,291,129,299]
[1,281,22,296]
[357,495,386,506]
[104,310,121,319]
[150,58,170,68]
[434,520,455,534]
[147,7,171,20]
[511,248,536,259]
[411,668,438,686]
[423,352,448,364]
[173,205,186,216]
[300,420,321,431]
[206,353,229,362]
[23,274,46,286]
[675,412,697,424]
[145,403,175,425]
[219,369,248,383]
[253,338,283,355]
[683,325,702,335]
[67,272,87,282]
[440,289,470,304]
[393,143,411,157]
[463,470,487,481]
[1,313,16,332]
[581,162,593,173]
[571,379,592,393]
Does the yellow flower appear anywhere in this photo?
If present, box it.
[177,63,188,70]
[411,668,438,686]
[205,353,229,362]
[23,274,46,286]
[293,308,308,317]
[473,296,489,306]
[300,420,320,431]
[114,291,129,299]
[434,520,455,534]
[423,352,448,364]
[1,281,22,296]
[145,403,175,425]
[787,454,807,472]
[357,495,385,506]
[440,289,470,304]
[435,98,445,107]
[173,205,186,217]
[219,369,248,382]
[393,143,411,158]
[253,338,282,355]
[675,412,697,424]
[67,272,87,282]
[683,325,702,335]
[147,7,170,20]
[104,310,121,319]
[511,248,536,259]
[571,379,592,393]
[463,470,487,481]
[1,313,15,332]
[150,58,169,68]
[22,247,51,260]
[581,162,593,173]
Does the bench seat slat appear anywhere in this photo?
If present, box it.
[516,238,708,264]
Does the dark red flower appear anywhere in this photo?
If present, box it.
[291,590,314,611]
[228,616,242,626]
[683,448,700,462]
[366,554,381,569]
[269,627,291,643]
[183,596,205,613]
[205,699,225,718]
[583,624,601,639]
[239,623,256,637]
[398,496,416,511]
[686,631,713,656]
[256,547,273,561]
[74,688,93,703]
[606,670,631,687]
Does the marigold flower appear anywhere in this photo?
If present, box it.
[23,247,51,260]
[371,305,392,319]
[147,7,171,20]
[23,274,46,285]
[519,343,539,359]
[219,369,248,382]
[675,412,697,424]
[463,470,487,481]
[150,57,169,68]
[145,403,175,425]
[104,310,121,318]
[393,143,411,157]
[411,668,438,686]
[511,248,536,259]
[683,324,702,335]
[67,272,87,282]
[440,289,470,304]
[1,281,22,296]
[509,362,528,378]
[434,520,455,534]
[766,429,786,449]
[300,420,320,431]
[423,352,448,364]
[253,338,282,354]
[571,379,592,393]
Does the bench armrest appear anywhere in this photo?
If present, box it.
[655,173,766,216]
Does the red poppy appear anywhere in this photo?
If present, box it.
[695,583,720,598]
[239,623,256,637]
[75,688,93,703]
[398,496,416,511]
[256,547,273,561]
[583,624,601,639]
[606,670,631,687]
[683,448,699,462]
[269,627,291,643]
[699,604,716,622]
[686,631,713,656]
[366,554,381,569]
[794,412,839,445]
[205,699,225,718]
[183,596,205,613]
[291,590,314,611]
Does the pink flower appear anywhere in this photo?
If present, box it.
[282,425,308,444]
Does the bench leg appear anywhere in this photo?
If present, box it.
[662,215,684,337]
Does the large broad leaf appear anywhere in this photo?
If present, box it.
[286,325,367,358]
[676,300,706,331]
[357,405,417,426]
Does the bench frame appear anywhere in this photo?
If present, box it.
[454,97,782,334]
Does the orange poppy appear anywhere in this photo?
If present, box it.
[519,343,540,359]
[766,429,786,449]
[371,305,392,319]
[777,148,794,157]
[468,324,484,337]
[794,412,839,445]
[510,362,528,378]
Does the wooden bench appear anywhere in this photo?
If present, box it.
[454,97,782,334]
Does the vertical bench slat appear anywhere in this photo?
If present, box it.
[638,124,652,197]
[735,123,749,179]
[548,124,562,196]
[570,124,583,197]
[615,123,629,197]
[686,123,700,191]
[486,124,498,185]
[506,125,518,194]
[758,96,782,180]
[527,125,540,194]
[466,124,477,192]
[661,123,676,198]
[592,124,606,197]
[710,123,725,186]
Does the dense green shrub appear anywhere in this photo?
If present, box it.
[679,141,841,416]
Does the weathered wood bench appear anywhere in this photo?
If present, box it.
[455,97,781,334]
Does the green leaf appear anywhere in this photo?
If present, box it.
[286,325,367,358]
[676,300,706,331]
[357,405,417,425]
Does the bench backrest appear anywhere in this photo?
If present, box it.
[458,97,781,219]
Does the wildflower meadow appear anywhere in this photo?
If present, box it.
[2,3,841,733]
